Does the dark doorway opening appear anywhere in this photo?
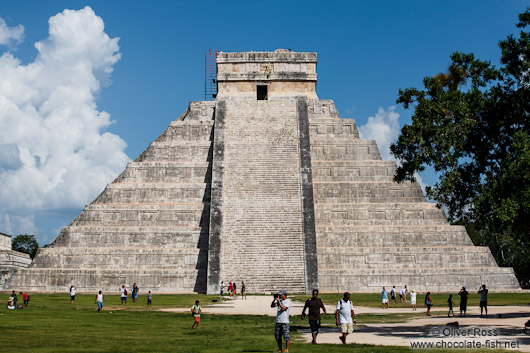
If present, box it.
[257,85,268,100]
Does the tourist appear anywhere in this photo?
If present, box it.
[220,281,225,297]
[403,285,408,303]
[301,289,327,344]
[458,286,468,317]
[147,291,152,306]
[131,283,139,303]
[390,286,396,304]
[232,281,237,299]
[95,290,104,313]
[228,281,233,298]
[478,284,488,317]
[336,292,356,344]
[447,294,454,317]
[271,289,291,353]
[120,285,128,305]
[191,300,201,329]
[20,292,29,309]
[399,286,405,303]
[7,294,15,309]
[410,290,417,311]
[425,292,433,316]
[11,290,18,309]
[381,286,388,309]
[241,281,246,299]
[69,285,76,304]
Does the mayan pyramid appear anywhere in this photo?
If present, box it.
[3,50,520,293]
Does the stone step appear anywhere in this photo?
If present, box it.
[315,225,473,246]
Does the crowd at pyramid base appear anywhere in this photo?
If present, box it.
[1,50,521,294]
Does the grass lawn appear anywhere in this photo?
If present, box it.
[0,293,522,352]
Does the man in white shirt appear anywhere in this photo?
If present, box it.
[335,292,356,344]
[271,289,291,353]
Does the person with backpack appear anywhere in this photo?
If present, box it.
[425,292,433,316]
[131,283,139,303]
[336,292,356,344]
[120,285,128,305]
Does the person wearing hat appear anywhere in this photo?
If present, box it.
[271,289,291,353]
[458,286,469,317]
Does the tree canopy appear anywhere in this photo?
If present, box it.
[391,8,530,287]
[12,234,39,259]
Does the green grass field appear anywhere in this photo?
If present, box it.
[0,293,525,353]
[291,292,530,308]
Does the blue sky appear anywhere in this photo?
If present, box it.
[0,1,527,245]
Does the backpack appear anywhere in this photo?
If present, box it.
[124,289,128,295]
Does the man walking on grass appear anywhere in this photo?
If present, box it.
[336,292,356,344]
[271,289,291,353]
[191,300,201,329]
[301,289,327,344]
[95,290,105,313]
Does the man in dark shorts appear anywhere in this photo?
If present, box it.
[458,286,469,317]
[478,284,488,317]
[301,289,327,344]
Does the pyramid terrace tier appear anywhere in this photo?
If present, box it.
[317,245,499,269]
[93,182,210,204]
[50,226,208,248]
[310,140,382,160]
[74,204,210,228]
[313,182,425,203]
[318,267,521,292]
[315,225,474,247]
[315,203,448,226]
[31,247,207,270]
[312,160,398,182]
[9,268,207,293]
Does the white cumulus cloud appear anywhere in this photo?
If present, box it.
[0,17,24,47]
[358,106,400,161]
[358,106,428,196]
[0,6,130,241]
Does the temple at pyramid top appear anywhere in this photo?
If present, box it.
[216,49,318,100]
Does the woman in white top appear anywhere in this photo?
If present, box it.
[70,285,76,304]
[410,290,417,311]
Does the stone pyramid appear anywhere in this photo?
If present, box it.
[4,50,520,293]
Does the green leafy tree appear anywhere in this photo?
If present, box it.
[391,8,530,287]
[12,234,39,259]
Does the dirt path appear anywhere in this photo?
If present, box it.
[160,296,530,351]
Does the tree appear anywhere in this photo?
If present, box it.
[391,8,530,287]
[12,234,39,259]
